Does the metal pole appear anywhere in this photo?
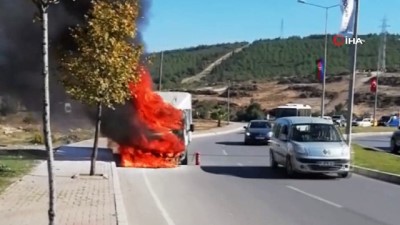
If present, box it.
[321,7,328,117]
[227,80,231,124]
[158,51,164,91]
[373,70,379,126]
[345,0,360,146]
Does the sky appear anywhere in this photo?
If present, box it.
[141,0,400,53]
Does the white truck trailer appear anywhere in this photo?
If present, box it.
[156,91,195,165]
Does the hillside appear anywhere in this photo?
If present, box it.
[146,42,249,88]
[186,73,400,121]
[147,33,400,87]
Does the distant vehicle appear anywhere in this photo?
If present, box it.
[269,103,312,119]
[352,118,372,127]
[378,116,391,126]
[390,126,400,153]
[331,115,346,127]
[243,120,273,145]
[322,116,333,124]
[269,116,351,178]
[386,115,400,127]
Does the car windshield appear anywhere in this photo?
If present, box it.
[332,116,341,119]
[249,121,270,128]
[291,123,342,142]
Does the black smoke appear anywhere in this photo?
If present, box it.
[0,0,152,132]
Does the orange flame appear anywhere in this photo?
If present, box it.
[117,66,185,168]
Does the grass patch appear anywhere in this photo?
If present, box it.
[353,144,400,175]
[0,151,40,193]
[340,126,396,133]
[0,128,94,147]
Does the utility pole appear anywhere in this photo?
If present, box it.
[321,7,329,117]
[345,0,360,146]
[297,0,340,117]
[280,19,284,39]
[158,51,164,91]
[227,80,231,124]
[373,17,389,126]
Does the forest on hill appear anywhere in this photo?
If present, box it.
[145,42,248,88]
[146,34,400,88]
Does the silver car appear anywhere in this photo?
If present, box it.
[269,116,351,178]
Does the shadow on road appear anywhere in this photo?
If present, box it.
[215,141,268,146]
[201,166,337,180]
[215,141,245,146]
[55,146,114,162]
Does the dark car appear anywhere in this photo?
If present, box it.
[378,116,391,126]
[390,127,400,153]
[243,120,273,145]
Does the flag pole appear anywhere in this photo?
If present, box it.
[345,0,360,146]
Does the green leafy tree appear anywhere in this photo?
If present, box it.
[31,0,59,224]
[61,0,143,175]
[211,106,228,127]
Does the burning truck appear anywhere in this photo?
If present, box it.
[108,66,195,168]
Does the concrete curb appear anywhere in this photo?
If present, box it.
[111,161,129,225]
[355,143,387,152]
[353,165,400,185]
[192,123,246,139]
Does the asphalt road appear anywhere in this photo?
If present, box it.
[353,134,392,151]
[118,131,400,225]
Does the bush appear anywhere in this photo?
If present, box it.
[31,133,44,144]
[22,114,37,124]
[235,102,265,121]
[0,96,19,116]
[30,133,56,144]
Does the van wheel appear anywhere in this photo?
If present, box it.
[269,150,278,169]
[285,156,296,177]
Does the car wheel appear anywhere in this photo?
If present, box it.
[338,172,351,178]
[285,156,296,177]
[390,139,399,154]
[269,150,278,169]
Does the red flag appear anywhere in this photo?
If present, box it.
[370,77,377,93]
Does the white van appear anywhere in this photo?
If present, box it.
[269,116,351,178]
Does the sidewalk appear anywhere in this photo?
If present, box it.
[0,124,243,225]
[0,140,117,225]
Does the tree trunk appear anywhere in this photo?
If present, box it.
[90,103,102,176]
[217,119,221,127]
[40,6,56,225]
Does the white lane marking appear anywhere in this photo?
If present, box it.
[286,185,343,208]
[142,170,176,225]
[237,163,243,166]
[222,149,228,155]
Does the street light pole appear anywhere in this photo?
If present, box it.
[321,7,328,117]
[345,0,360,146]
[297,0,340,117]
[227,80,231,124]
